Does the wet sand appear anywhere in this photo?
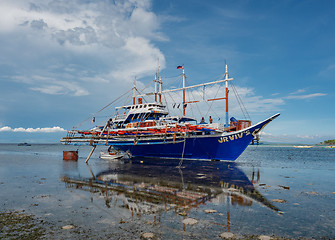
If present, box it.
[1,144,335,239]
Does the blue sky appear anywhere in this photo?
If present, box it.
[0,0,334,144]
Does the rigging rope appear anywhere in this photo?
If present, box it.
[162,91,170,114]
[72,89,132,130]
[166,91,183,115]
[189,89,203,118]
[231,82,251,120]
[186,90,196,119]
[178,135,187,168]
[204,84,223,119]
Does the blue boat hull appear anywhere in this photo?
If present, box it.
[110,113,280,161]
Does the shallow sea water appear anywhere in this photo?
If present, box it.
[0,144,334,239]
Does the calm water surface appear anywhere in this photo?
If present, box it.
[0,144,334,239]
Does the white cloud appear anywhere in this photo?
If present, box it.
[0,126,67,133]
[319,63,335,77]
[285,93,327,99]
[13,75,89,96]
[0,126,12,132]
[0,0,166,95]
[129,7,167,41]
[289,88,306,95]
[225,85,284,115]
[110,37,165,81]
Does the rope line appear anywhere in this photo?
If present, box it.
[72,89,132,130]
[231,82,250,120]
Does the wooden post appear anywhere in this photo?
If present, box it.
[227,211,231,232]
[106,128,109,145]
[86,120,109,163]
[173,123,178,143]
[85,145,96,163]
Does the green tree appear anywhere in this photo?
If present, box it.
[323,140,335,145]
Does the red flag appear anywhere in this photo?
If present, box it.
[177,65,183,69]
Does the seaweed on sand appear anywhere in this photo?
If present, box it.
[0,211,45,239]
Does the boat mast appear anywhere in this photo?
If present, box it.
[225,63,229,127]
[155,59,160,103]
[159,76,162,103]
[133,78,136,105]
[154,73,157,102]
[182,68,186,116]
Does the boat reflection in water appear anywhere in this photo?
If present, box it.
[61,158,279,219]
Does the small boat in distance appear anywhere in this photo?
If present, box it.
[18,142,31,146]
[61,64,280,162]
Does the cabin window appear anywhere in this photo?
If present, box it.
[140,105,142,108]
[144,104,147,108]
[136,106,138,109]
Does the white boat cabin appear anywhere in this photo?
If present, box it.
[112,102,168,128]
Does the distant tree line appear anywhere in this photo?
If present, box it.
[322,140,335,145]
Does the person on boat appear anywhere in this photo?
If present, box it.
[230,117,237,127]
[209,116,213,124]
[200,117,205,123]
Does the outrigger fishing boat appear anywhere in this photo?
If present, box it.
[61,64,279,162]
